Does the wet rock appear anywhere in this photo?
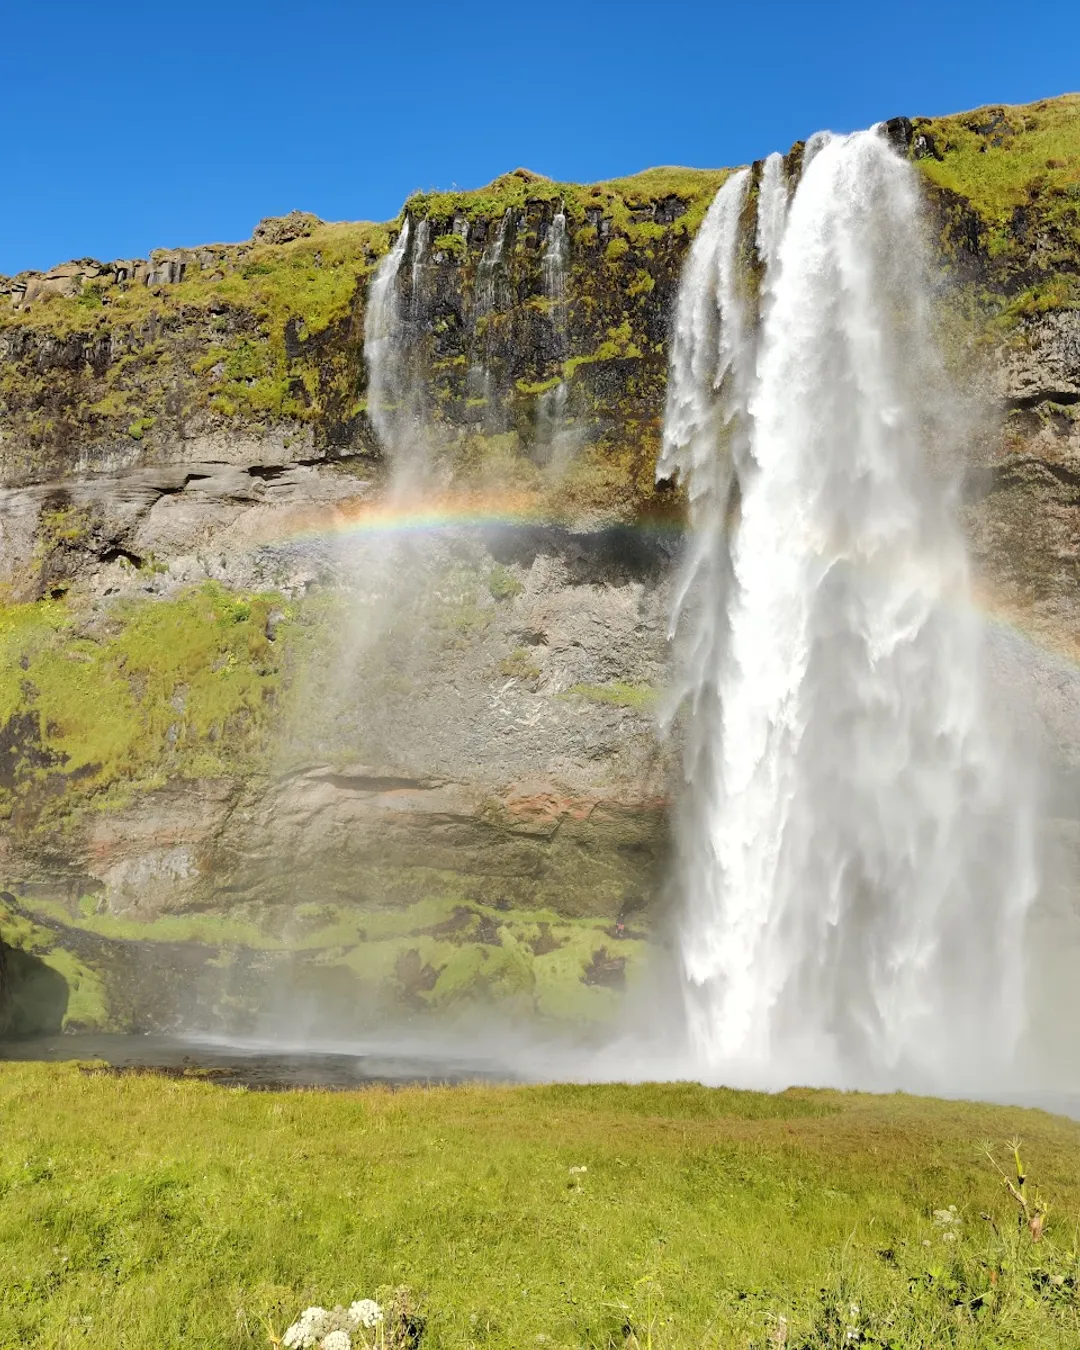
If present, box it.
[883,116,914,154]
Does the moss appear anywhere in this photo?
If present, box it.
[19,897,277,950]
[487,564,523,601]
[0,218,392,459]
[2,219,391,347]
[914,95,1080,224]
[0,903,110,1031]
[499,647,540,681]
[126,415,156,440]
[514,376,562,396]
[433,233,467,261]
[911,96,1080,327]
[13,891,653,1027]
[0,583,290,824]
[564,681,657,712]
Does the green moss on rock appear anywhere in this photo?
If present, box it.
[0,583,289,825]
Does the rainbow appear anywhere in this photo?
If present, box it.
[252,488,683,546]
[246,489,1080,671]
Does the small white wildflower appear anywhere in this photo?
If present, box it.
[347,1299,383,1329]
[933,1207,961,1227]
[321,1333,352,1350]
[283,1308,329,1349]
[568,1165,587,1175]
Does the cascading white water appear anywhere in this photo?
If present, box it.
[662,129,1037,1091]
[363,218,411,458]
[542,210,568,301]
[754,152,788,277]
[476,208,511,315]
[538,209,571,464]
[410,217,430,317]
[466,208,513,427]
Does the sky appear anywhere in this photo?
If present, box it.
[3,0,1079,275]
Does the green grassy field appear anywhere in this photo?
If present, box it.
[1,1066,1080,1347]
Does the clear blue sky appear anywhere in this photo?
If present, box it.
[3,0,1078,275]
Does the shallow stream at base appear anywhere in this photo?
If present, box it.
[4,1033,1080,1123]
[0,1033,520,1090]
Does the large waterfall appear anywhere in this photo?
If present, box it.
[660,129,1038,1091]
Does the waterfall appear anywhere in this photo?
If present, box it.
[662,130,1037,1090]
[363,218,411,458]
[465,208,513,428]
[476,208,511,316]
[537,210,571,465]
[410,217,430,317]
[754,153,788,278]
[542,210,568,300]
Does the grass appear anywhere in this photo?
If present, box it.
[913,95,1080,323]
[914,94,1080,225]
[565,682,658,713]
[404,167,730,245]
[0,219,390,349]
[0,218,391,456]
[0,584,290,822]
[1,1067,1080,1347]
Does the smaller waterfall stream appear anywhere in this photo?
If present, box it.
[662,131,1038,1091]
[363,218,411,461]
[410,217,430,317]
[476,208,510,317]
[537,209,572,467]
[468,209,513,427]
[542,209,568,300]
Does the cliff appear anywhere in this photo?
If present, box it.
[0,94,1078,1034]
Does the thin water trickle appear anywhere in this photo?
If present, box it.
[476,208,511,316]
[661,131,1037,1091]
[543,210,568,301]
[537,209,572,466]
[410,217,430,318]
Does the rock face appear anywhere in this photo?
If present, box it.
[0,94,1079,1032]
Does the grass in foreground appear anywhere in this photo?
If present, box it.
[1,1066,1080,1348]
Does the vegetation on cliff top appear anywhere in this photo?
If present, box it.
[407,165,731,243]
[915,95,1080,224]
[1,1065,1079,1347]
[913,95,1080,319]
[1,94,1077,489]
